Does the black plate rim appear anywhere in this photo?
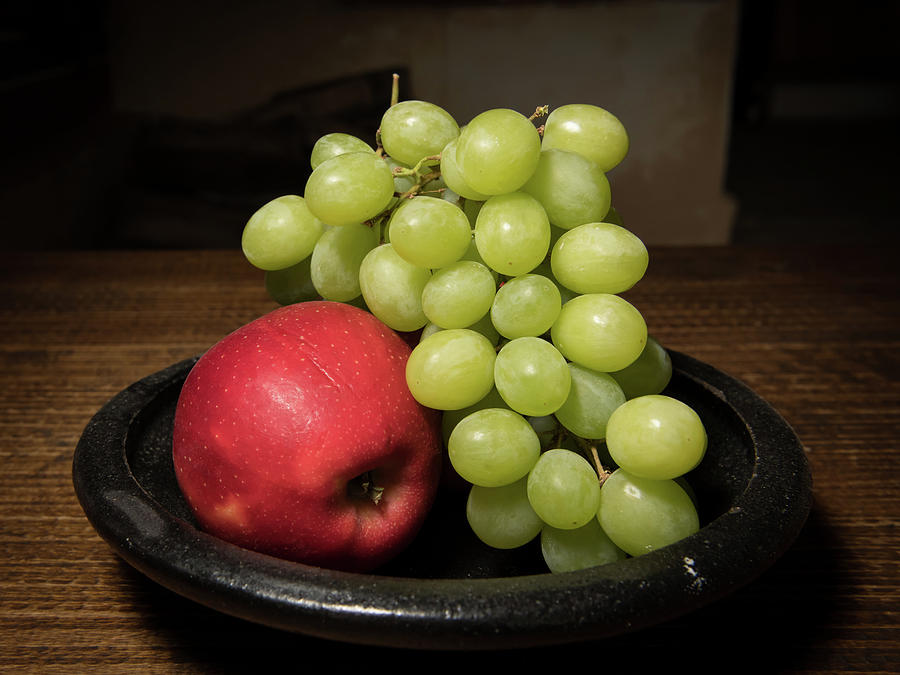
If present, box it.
[72,350,812,650]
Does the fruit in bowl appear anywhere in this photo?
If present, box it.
[172,301,442,573]
[190,75,712,575]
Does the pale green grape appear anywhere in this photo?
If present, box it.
[474,192,550,276]
[441,386,509,447]
[309,223,378,302]
[610,336,672,399]
[380,100,459,167]
[531,259,578,305]
[358,243,431,332]
[598,469,699,556]
[440,138,490,201]
[605,394,707,480]
[550,222,648,294]
[541,519,626,573]
[242,195,324,271]
[264,257,318,305]
[405,328,496,410]
[554,363,626,440]
[551,294,647,372]
[421,260,496,329]
[490,274,561,339]
[388,196,472,269]
[466,478,543,549]
[494,337,571,417]
[527,448,601,530]
[541,103,629,172]
[448,408,541,487]
[520,149,611,230]
[310,132,373,169]
[456,108,541,195]
[304,152,394,227]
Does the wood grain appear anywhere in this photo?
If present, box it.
[1,246,897,673]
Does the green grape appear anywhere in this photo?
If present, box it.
[380,99,459,167]
[494,337,571,417]
[422,311,500,349]
[598,469,699,556]
[241,195,324,271]
[526,448,601,530]
[466,478,543,549]
[605,394,707,480]
[462,198,484,228]
[310,132,373,169]
[421,260,496,329]
[550,221,648,294]
[358,243,431,332]
[531,259,579,305]
[388,196,472,269]
[439,137,490,201]
[490,273,561,339]
[441,386,509,447]
[304,152,394,227]
[541,519,626,573]
[541,103,629,173]
[309,223,378,302]
[405,328,496,410]
[553,363,626,440]
[264,256,319,305]
[520,149,611,230]
[551,293,647,372]
[610,336,672,399]
[448,408,541,487]
[474,192,550,276]
[456,108,542,195]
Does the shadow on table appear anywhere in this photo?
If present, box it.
[120,498,839,672]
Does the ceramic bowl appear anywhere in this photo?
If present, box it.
[72,350,811,650]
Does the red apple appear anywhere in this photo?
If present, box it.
[172,301,442,572]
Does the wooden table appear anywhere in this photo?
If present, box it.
[2,246,898,673]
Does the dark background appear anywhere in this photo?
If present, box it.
[2,0,898,251]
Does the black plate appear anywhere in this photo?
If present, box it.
[72,350,811,650]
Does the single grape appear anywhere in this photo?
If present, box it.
[456,108,541,195]
[421,260,496,329]
[610,336,673,399]
[304,152,394,227]
[405,328,496,410]
[520,149,611,230]
[466,477,543,549]
[553,363,626,440]
[551,293,647,372]
[490,273,561,339]
[310,132,373,169]
[388,196,472,269]
[550,221,648,294]
[440,137,490,201]
[309,223,379,302]
[598,469,699,556]
[264,257,318,305]
[448,408,541,487]
[494,337,571,417]
[605,394,707,480]
[241,195,324,271]
[541,519,626,573]
[358,243,431,332]
[474,192,551,276]
[541,103,629,172]
[440,386,509,447]
[380,100,459,167]
[527,448,601,530]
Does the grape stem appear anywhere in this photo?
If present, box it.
[574,436,611,485]
[391,73,400,107]
[528,105,550,121]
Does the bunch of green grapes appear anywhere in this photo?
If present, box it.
[240,79,707,573]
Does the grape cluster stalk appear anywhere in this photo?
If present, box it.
[240,75,708,574]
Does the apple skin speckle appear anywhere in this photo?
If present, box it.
[172,301,442,573]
